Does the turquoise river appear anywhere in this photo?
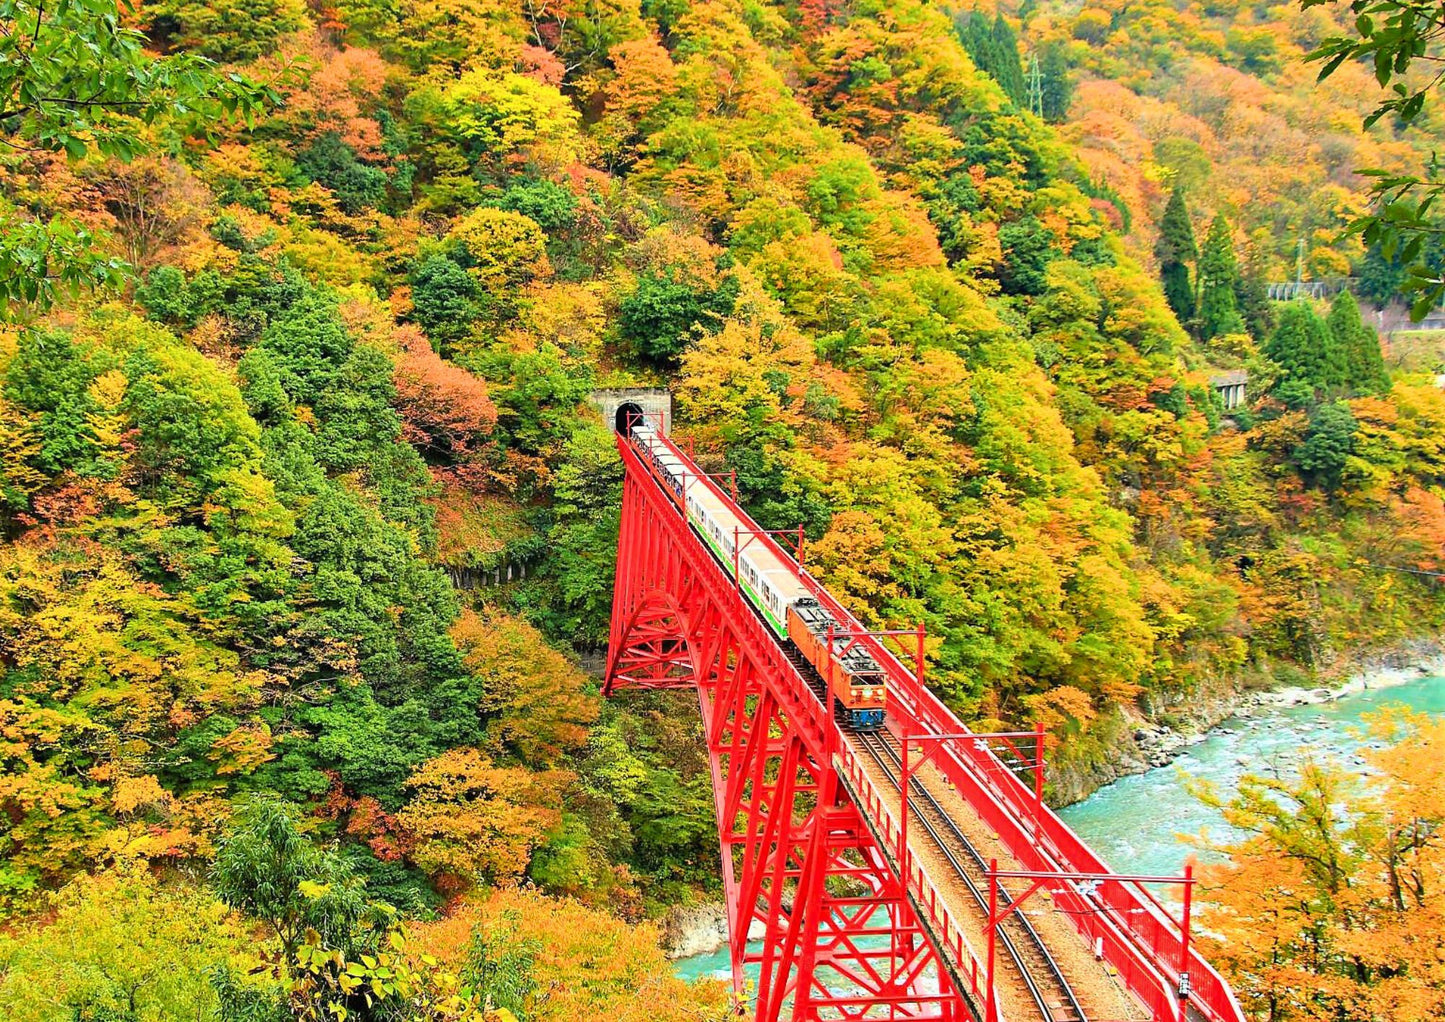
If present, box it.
[674,671,1445,983]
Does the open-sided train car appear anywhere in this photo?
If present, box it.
[630,420,887,731]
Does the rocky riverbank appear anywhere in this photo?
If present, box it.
[662,903,728,960]
[1051,635,1445,806]
[662,902,773,961]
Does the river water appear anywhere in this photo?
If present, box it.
[673,672,1445,982]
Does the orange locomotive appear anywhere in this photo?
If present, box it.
[786,598,887,730]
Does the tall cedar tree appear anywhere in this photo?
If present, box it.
[1039,44,1073,122]
[1155,187,1198,326]
[989,13,1026,106]
[1234,239,1274,341]
[957,12,1026,106]
[1265,301,1347,406]
[1327,290,1391,394]
[1197,214,1245,340]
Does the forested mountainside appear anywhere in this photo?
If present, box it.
[1023,0,1445,290]
[1,0,1444,1017]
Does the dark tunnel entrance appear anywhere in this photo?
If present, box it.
[615,401,646,436]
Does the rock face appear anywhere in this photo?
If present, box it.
[663,902,729,960]
[663,902,775,960]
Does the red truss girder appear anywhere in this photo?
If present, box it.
[605,443,965,1021]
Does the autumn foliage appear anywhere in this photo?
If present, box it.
[0,0,1442,1015]
[393,324,498,460]
[1195,713,1445,1021]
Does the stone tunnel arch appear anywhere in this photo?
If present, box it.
[588,387,672,436]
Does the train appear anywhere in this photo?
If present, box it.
[629,419,887,730]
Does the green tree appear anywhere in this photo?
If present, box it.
[956,12,1026,106]
[1197,214,1246,340]
[212,798,480,1022]
[989,14,1027,106]
[1235,240,1275,341]
[1154,187,1197,325]
[1294,402,1358,490]
[295,133,390,214]
[211,798,370,958]
[1357,243,1407,308]
[539,422,625,644]
[997,215,1055,295]
[617,273,739,365]
[1038,44,1073,122]
[1264,301,1345,405]
[410,254,484,350]
[1327,290,1390,394]
[0,0,273,319]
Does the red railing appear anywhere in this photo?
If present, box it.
[627,426,1245,1022]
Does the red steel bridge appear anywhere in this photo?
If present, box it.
[603,418,1247,1022]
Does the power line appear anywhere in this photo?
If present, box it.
[1362,561,1445,579]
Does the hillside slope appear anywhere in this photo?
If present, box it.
[0,0,1441,970]
[1023,0,1444,287]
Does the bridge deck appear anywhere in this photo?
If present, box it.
[846,727,1148,1022]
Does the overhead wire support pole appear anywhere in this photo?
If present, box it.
[1180,863,1193,1004]
[1035,723,1045,844]
[826,622,837,752]
[986,859,1000,1022]
[984,865,1201,1008]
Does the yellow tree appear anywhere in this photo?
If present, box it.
[411,887,730,1022]
[1194,713,1445,1022]
[449,608,596,769]
[397,747,566,891]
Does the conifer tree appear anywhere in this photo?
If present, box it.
[1155,187,1197,326]
[1234,240,1274,342]
[1264,301,1347,406]
[1197,214,1246,340]
[1327,290,1391,394]
[959,15,996,80]
[990,14,1027,106]
[956,12,1027,107]
[1039,44,1073,122]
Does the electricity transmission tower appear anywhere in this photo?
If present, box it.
[1026,53,1043,117]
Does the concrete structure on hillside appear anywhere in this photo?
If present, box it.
[589,387,672,435]
[1210,369,1249,411]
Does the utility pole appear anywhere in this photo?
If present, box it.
[1026,52,1043,117]
[1296,235,1306,285]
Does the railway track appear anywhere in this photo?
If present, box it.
[853,729,1087,1022]
[779,640,1085,1022]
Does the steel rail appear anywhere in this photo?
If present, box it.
[856,730,1086,1022]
